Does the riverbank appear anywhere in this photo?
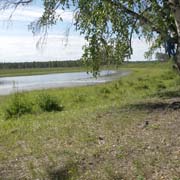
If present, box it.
[0,61,179,179]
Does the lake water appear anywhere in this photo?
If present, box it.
[0,70,130,95]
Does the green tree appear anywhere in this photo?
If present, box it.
[1,0,180,74]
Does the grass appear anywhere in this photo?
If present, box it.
[0,61,180,179]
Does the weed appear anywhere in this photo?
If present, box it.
[4,93,33,119]
[37,93,64,112]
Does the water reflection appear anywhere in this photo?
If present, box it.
[0,70,130,95]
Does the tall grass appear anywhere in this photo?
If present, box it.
[4,93,33,119]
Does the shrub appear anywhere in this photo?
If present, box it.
[4,93,33,119]
[37,93,64,112]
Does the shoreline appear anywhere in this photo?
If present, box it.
[0,70,131,96]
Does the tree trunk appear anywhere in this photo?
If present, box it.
[170,1,180,71]
[174,10,180,71]
[176,41,180,71]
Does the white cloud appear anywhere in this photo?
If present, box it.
[0,35,152,62]
[0,35,85,62]
[130,38,151,61]
[0,6,74,22]
[0,7,41,22]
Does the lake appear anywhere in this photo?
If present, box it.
[0,70,130,95]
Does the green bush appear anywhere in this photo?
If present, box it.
[4,93,33,119]
[37,93,64,112]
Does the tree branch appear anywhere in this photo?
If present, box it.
[106,0,162,34]
[13,0,33,5]
[0,0,33,10]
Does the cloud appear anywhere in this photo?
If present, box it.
[0,35,85,62]
[0,34,152,62]
[0,6,74,22]
[0,7,42,22]
[130,38,151,61]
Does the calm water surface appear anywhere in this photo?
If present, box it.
[0,70,130,95]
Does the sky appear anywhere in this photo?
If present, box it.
[0,0,153,63]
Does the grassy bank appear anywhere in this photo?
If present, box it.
[0,61,180,179]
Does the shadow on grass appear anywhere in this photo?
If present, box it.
[125,89,180,112]
[155,90,180,99]
[47,162,78,180]
[127,101,180,112]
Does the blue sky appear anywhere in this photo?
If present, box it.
[0,0,152,62]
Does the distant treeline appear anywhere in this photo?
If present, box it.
[0,60,83,69]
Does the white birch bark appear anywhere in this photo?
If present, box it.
[169,0,180,69]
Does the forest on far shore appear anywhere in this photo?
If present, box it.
[0,60,83,69]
